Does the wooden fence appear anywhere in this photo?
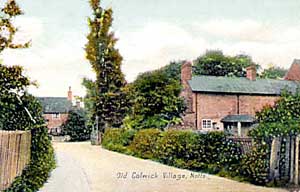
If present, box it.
[268,135,300,184]
[0,131,31,191]
[228,137,253,154]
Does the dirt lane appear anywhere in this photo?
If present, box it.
[40,142,287,192]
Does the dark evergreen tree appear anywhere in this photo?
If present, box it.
[84,0,128,131]
[62,109,90,141]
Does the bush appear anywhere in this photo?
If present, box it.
[3,94,55,192]
[129,129,161,159]
[155,130,202,169]
[62,109,90,141]
[102,129,245,182]
[238,142,270,185]
[102,128,136,153]
[200,132,242,172]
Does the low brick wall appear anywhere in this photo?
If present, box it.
[0,130,31,191]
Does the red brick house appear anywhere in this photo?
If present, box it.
[181,59,300,136]
[38,87,73,134]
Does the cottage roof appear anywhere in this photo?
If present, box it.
[188,76,299,95]
[37,97,72,113]
[221,115,255,123]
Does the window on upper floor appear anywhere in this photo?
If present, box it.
[202,119,212,129]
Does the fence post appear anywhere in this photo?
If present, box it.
[284,136,291,179]
[295,135,300,185]
[269,137,281,180]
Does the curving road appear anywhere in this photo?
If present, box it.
[39,142,287,192]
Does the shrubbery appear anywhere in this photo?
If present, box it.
[129,129,161,159]
[102,129,242,176]
[2,94,55,192]
[238,142,270,185]
[102,128,284,185]
[62,109,90,141]
[102,128,136,154]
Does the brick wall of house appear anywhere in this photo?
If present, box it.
[43,113,68,131]
[239,95,278,116]
[196,93,238,130]
[194,93,279,130]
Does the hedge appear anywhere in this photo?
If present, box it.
[102,128,280,186]
[2,94,55,192]
[102,128,242,176]
[102,128,136,154]
[129,129,161,159]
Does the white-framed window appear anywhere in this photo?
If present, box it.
[202,119,212,129]
[52,113,60,119]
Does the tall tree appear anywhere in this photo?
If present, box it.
[125,69,185,130]
[85,0,128,131]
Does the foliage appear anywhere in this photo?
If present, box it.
[260,66,287,79]
[84,0,129,131]
[0,1,55,191]
[125,69,185,129]
[0,0,30,52]
[102,128,136,154]
[103,129,242,175]
[241,90,300,186]
[2,94,55,192]
[193,50,255,77]
[256,90,300,125]
[61,109,90,141]
[129,129,161,159]
[252,90,300,152]
[155,130,204,170]
[238,142,270,185]
[81,78,97,128]
[160,60,183,81]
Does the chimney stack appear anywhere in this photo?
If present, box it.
[180,61,193,113]
[181,61,192,85]
[284,59,300,81]
[67,86,72,101]
[246,65,256,81]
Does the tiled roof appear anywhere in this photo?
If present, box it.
[221,115,255,123]
[188,76,299,95]
[37,97,72,113]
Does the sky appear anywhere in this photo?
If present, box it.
[2,0,300,97]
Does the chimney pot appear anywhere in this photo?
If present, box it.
[67,86,72,101]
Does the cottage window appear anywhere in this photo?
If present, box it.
[52,113,60,119]
[202,119,212,129]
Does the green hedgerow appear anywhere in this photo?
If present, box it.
[129,128,161,159]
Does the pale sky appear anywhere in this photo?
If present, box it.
[2,0,300,97]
